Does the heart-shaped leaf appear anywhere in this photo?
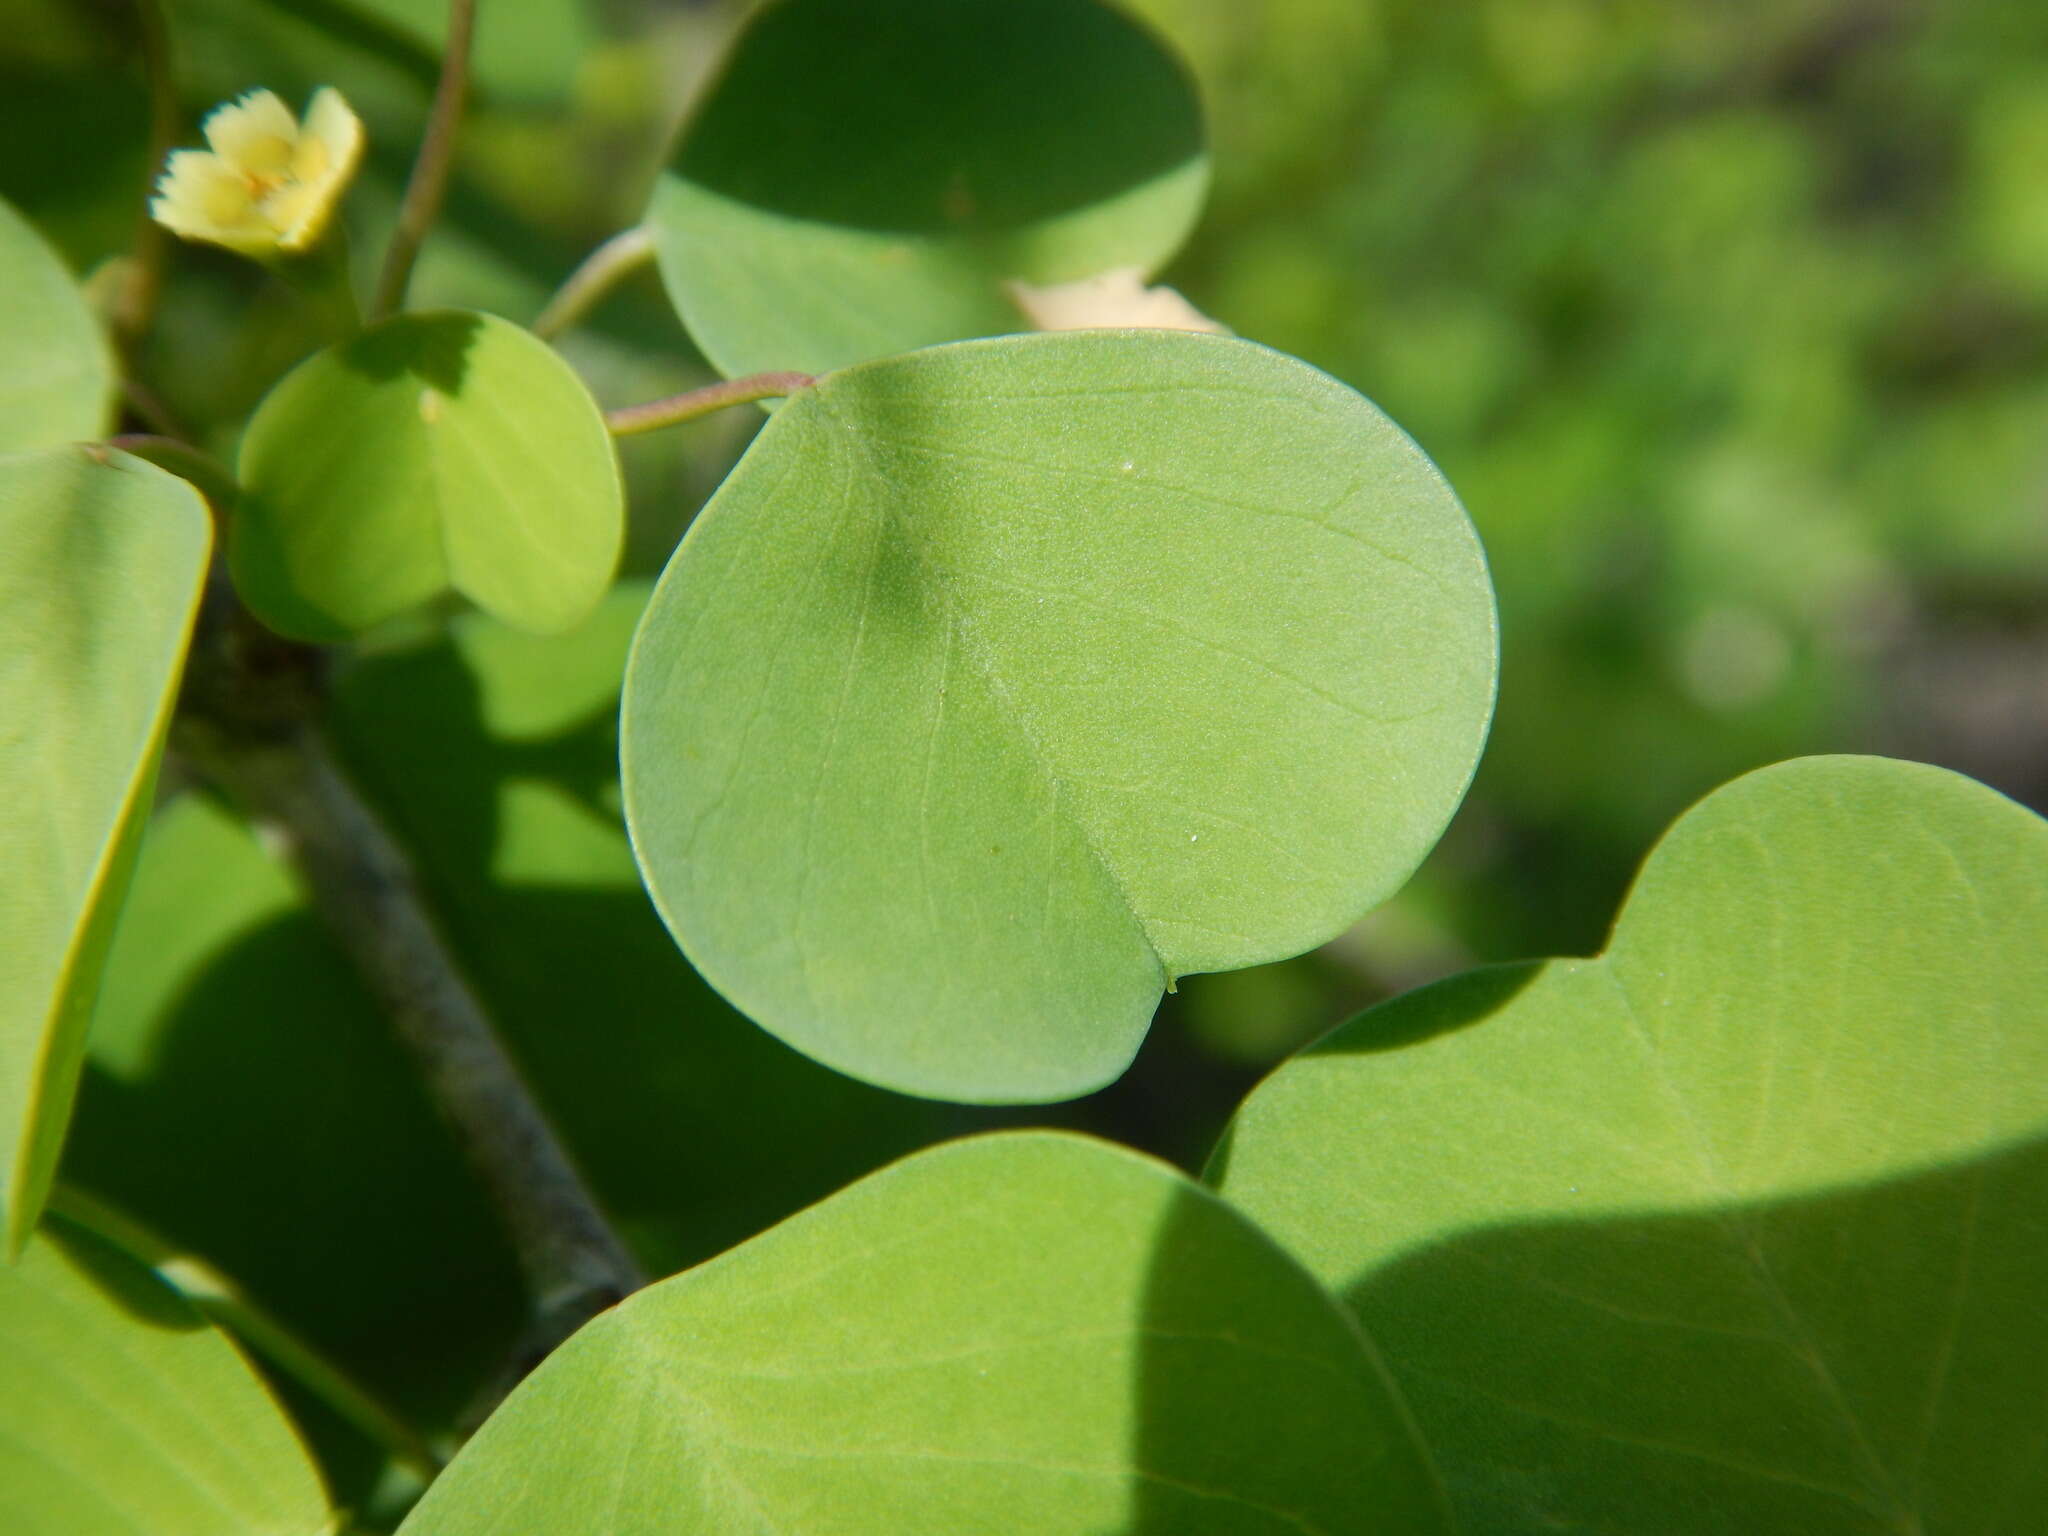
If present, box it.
[647,0,1208,380]
[398,1130,1449,1536]
[0,446,209,1256]
[0,1216,330,1534]
[622,330,1496,1102]
[232,309,622,642]
[1211,755,2048,1535]
[0,196,112,451]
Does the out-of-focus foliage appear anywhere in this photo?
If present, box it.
[1113,0,2048,1064]
[1131,0,2048,957]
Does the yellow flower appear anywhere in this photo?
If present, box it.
[151,88,363,259]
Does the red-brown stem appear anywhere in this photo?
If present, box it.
[604,371,815,436]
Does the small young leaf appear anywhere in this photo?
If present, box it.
[0,447,209,1256]
[398,1131,1449,1536]
[647,0,1209,379]
[0,1217,331,1534]
[622,330,1496,1102]
[1211,756,2048,1535]
[0,195,113,451]
[233,309,622,641]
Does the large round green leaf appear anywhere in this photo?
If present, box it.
[399,1131,1448,1536]
[622,331,1496,1102]
[232,309,623,642]
[1211,756,2048,1535]
[0,447,209,1256]
[0,1216,330,1534]
[0,196,112,451]
[647,0,1209,380]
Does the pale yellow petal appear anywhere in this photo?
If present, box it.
[152,206,278,258]
[151,150,276,254]
[1008,267,1229,334]
[203,89,297,177]
[276,88,364,252]
[156,151,250,224]
[290,134,331,186]
[295,88,364,188]
[270,178,340,254]
[261,182,321,246]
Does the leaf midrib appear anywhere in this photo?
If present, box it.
[809,393,1172,984]
[1601,961,1917,1532]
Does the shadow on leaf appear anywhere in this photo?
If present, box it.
[67,600,955,1461]
[1339,1133,2048,1534]
[675,0,1204,240]
[340,310,485,391]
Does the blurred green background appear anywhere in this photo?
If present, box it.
[7,0,2046,1514]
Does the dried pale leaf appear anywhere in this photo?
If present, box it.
[1008,265,1228,333]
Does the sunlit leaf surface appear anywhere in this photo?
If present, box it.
[1213,756,2048,1535]
[0,1217,330,1534]
[233,309,621,641]
[400,1131,1448,1536]
[623,330,1496,1102]
[0,447,208,1254]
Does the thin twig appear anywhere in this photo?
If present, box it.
[174,605,643,1358]
[606,371,814,436]
[531,225,655,341]
[184,721,645,1320]
[371,0,478,320]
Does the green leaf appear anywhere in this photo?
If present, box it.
[647,0,1209,379]
[0,195,112,450]
[0,447,210,1256]
[232,309,622,642]
[398,1130,1448,1536]
[0,1216,330,1535]
[1210,755,2048,1535]
[622,331,1496,1102]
